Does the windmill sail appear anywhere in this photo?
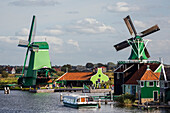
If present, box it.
[144,47,150,58]
[114,15,160,60]
[139,25,160,37]
[18,40,29,47]
[28,15,36,44]
[114,38,133,51]
[124,15,137,37]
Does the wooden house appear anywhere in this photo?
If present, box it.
[57,68,109,87]
[114,61,161,95]
[138,66,161,103]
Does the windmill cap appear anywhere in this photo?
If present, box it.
[33,42,49,49]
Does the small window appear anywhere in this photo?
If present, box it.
[140,81,144,87]
[156,81,159,87]
[147,81,154,87]
[117,73,120,79]
[165,83,168,87]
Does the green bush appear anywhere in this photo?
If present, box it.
[115,94,135,105]
[2,71,9,78]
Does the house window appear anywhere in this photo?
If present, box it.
[165,83,168,87]
[147,81,154,87]
[156,81,159,87]
[117,73,120,79]
[140,81,144,87]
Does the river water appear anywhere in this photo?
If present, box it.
[0,90,169,113]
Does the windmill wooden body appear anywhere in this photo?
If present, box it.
[18,16,55,87]
[113,15,162,95]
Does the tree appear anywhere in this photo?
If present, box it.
[86,63,94,68]
[61,64,72,72]
[2,71,8,78]
[97,63,105,67]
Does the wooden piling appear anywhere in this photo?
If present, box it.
[7,87,10,94]
[98,99,101,108]
[4,87,7,94]
[60,93,63,102]
[105,100,108,104]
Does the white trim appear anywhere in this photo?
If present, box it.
[162,64,167,81]
[140,81,144,87]
[57,72,67,81]
[139,39,149,58]
[156,81,160,87]
[114,64,123,72]
[123,64,134,72]
[154,64,162,73]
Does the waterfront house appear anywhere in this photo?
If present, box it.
[114,61,161,95]
[57,68,109,87]
[138,66,161,103]
[57,72,94,87]
[159,65,170,103]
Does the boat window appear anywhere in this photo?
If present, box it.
[88,97,94,102]
[81,98,85,102]
[77,99,80,102]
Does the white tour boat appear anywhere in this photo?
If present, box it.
[63,95,98,108]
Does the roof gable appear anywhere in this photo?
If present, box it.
[140,69,159,81]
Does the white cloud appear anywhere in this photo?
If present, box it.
[44,25,63,36]
[168,20,170,24]
[15,28,29,36]
[106,2,139,12]
[44,29,63,35]
[67,39,80,50]
[134,20,146,28]
[10,0,59,7]
[70,18,115,34]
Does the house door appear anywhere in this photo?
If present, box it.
[153,91,158,101]
[132,86,136,96]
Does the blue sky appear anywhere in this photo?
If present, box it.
[0,0,170,66]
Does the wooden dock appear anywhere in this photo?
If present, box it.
[133,104,170,109]
[29,88,84,93]
[54,88,83,92]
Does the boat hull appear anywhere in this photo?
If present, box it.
[63,102,98,109]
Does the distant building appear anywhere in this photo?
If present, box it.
[5,66,16,74]
[90,68,109,85]
[57,72,94,87]
[57,68,109,87]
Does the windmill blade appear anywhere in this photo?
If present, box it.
[114,38,134,51]
[124,15,137,37]
[21,48,30,76]
[144,47,150,58]
[28,15,36,44]
[139,25,160,37]
[18,40,29,47]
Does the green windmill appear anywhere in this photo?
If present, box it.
[114,15,160,60]
[18,15,53,87]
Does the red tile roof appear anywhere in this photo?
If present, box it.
[57,72,94,81]
[140,69,159,80]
